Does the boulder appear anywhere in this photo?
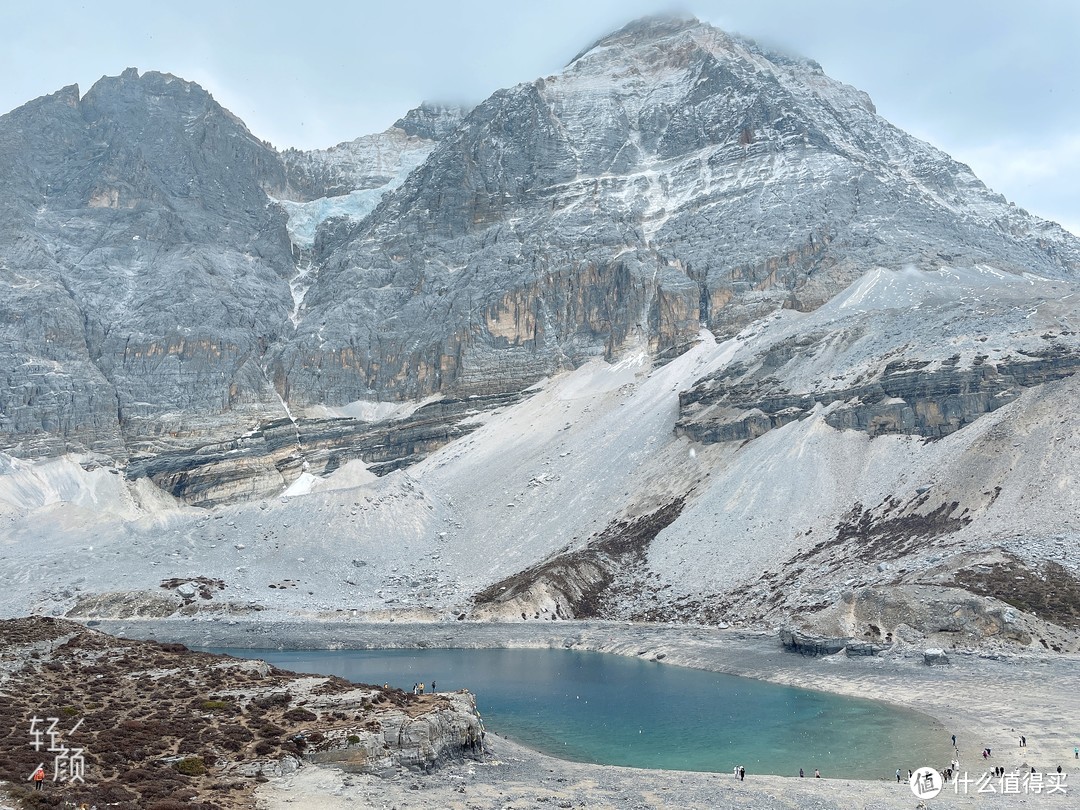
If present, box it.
[923,648,950,665]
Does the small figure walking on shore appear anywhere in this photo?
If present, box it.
[799,768,804,778]
[896,768,902,783]
[739,766,745,782]
[952,734,956,747]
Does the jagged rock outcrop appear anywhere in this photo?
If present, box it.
[679,346,1080,443]
[676,267,1080,444]
[308,691,485,773]
[125,391,517,506]
[472,499,686,621]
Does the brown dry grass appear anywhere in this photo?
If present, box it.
[0,616,438,809]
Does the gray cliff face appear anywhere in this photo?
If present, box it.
[0,69,296,462]
[273,16,1080,410]
[2,18,1080,508]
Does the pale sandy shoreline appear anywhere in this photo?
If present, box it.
[89,619,1080,808]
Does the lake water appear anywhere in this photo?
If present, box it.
[201,646,949,779]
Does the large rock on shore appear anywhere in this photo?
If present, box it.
[779,628,851,657]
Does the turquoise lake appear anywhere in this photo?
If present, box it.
[201,646,949,779]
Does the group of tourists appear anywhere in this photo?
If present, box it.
[928,732,1074,785]
[411,680,436,695]
[734,765,821,780]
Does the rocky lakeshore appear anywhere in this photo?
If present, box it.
[72,618,1080,809]
[0,617,483,809]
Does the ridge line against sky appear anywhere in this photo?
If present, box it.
[3,0,1078,236]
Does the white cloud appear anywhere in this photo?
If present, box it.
[963,133,1080,186]
[951,133,1080,234]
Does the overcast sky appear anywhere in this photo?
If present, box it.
[3,1,1078,234]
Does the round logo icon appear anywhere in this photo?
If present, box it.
[909,766,943,799]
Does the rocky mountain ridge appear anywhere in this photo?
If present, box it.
[3,17,1078,485]
[1,16,1079,652]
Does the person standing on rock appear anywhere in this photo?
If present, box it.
[739,766,745,781]
[31,764,45,790]
[952,734,956,747]
[815,769,820,778]
[799,768,804,778]
[1021,735,1026,747]
[896,768,902,783]
[733,766,739,780]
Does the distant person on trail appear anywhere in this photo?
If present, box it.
[1020,735,1026,747]
[952,734,956,747]
[31,765,45,790]
[896,768,902,783]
